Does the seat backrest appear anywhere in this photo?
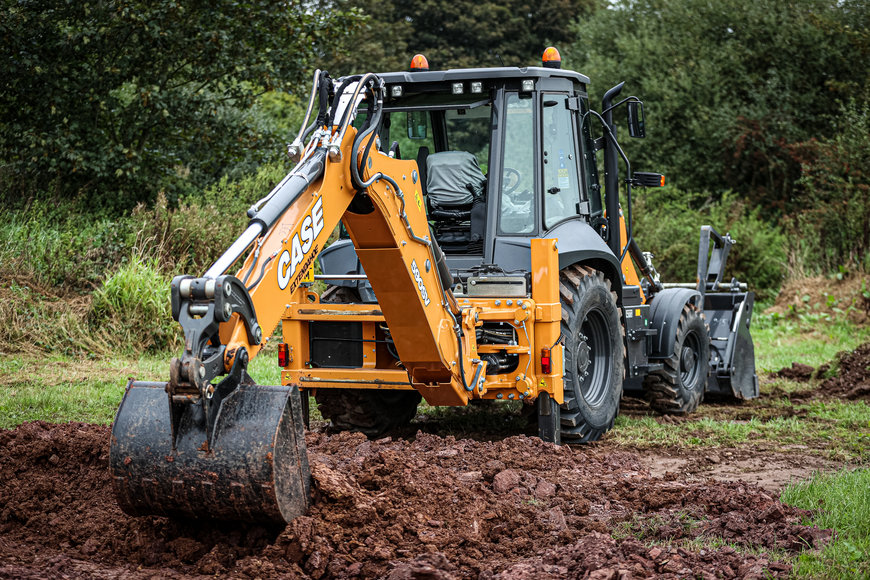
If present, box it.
[416,146,430,194]
[426,151,485,208]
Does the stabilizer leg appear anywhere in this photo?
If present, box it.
[537,392,562,445]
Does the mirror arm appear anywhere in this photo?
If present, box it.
[599,95,643,117]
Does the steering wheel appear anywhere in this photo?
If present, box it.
[502,167,522,196]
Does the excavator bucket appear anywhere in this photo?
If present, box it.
[110,378,310,524]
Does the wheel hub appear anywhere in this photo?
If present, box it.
[680,346,696,373]
[575,334,591,380]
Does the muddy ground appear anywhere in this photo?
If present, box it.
[2,344,869,579]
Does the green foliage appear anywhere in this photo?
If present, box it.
[788,99,870,274]
[632,187,787,300]
[0,278,101,355]
[128,160,293,275]
[323,0,595,75]
[571,0,868,213]
[0,199,133,289]
[89,255,179,353]
[0,1,360,210]
[782,469,870,578]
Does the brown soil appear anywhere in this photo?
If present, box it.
[0,422,832,579]
[772,341,870,402]
[766,274,870,325]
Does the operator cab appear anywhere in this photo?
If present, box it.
[375,56,603,258]
[322,51,606,295]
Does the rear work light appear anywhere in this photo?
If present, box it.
[541,347,552,374]
[277,342,290,367]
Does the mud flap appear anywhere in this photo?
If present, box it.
[110,379,310,524]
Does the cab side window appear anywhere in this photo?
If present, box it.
[580,98,602,219]
[542,94,581,229]
[499,93,535,234]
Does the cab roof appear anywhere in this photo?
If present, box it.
[377,66,590,86]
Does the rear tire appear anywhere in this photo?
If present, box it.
[644,303,710,415]
[559,266,623,442]
[314,285,421,438]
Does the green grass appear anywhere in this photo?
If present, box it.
[0,341,289,430]
[781,468,870,579]
[752,315,870,373]
[0,354,167,429]
[610,400,870,461]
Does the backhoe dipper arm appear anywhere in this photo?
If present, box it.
[168,74,477,447]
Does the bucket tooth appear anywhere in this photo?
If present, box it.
[110,379,310,524]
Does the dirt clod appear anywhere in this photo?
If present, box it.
[775,362,815,381]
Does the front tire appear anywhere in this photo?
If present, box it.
[559,265,623,442]
[644,303,710,415]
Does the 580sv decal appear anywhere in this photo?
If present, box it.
[411,259,430,306]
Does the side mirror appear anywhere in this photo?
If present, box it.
[632,172,665,187]
[627,101,645,138]
[407,111,428,140]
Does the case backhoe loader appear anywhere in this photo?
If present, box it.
[110,49,757,524]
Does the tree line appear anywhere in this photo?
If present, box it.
[1,0,867,271]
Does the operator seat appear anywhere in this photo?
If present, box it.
[425,151,486,253]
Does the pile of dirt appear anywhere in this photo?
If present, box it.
[774,362,816,382]
[772,341,870,401]
[818,342,870,400]
[766,275,870,325]
[0,422,832,579]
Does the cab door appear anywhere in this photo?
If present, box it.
[541,93,583,231]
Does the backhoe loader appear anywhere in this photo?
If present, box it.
[110,49,757,524]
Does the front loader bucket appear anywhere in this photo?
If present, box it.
[704,291,759,400]
[110,379,310,524]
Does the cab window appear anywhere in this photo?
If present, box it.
[499,93,535,234]
[542,94,581,229]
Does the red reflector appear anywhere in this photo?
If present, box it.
[541,347,552,374]
[277,343,289,367]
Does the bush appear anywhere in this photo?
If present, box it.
[130,160,293,276]
[0,199,133,289]
[632,187,787,301]
[787,99,870,275]
[89,256,179,353]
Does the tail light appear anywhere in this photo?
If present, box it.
[277,343,290,367]
[541,347,552,374]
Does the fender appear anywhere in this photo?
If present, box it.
[648,288,701,358]
[493,219,623,302]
